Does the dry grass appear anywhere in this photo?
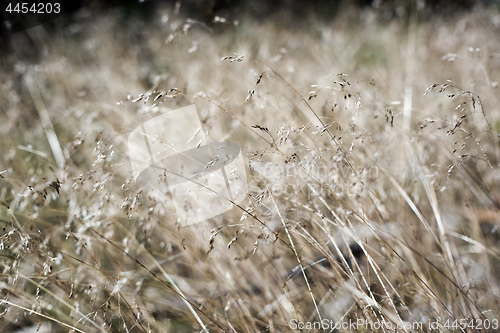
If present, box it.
[1,3,500,332]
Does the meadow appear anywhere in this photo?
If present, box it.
[1,2,500,332]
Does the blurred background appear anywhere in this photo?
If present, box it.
[1,0,500,332]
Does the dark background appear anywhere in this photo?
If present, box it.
[1,0,498,30]
[0,0,498,59]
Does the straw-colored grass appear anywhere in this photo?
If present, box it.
[1,3,500,332]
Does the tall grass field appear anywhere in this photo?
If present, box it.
[1,1,500,332]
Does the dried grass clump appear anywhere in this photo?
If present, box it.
[0,4,500,332]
